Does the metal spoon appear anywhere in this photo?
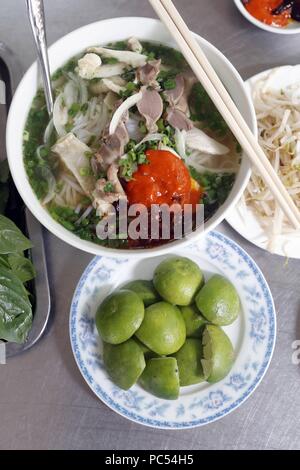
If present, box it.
[26,0,54,115]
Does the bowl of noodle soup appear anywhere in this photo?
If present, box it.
[6,17,256,257]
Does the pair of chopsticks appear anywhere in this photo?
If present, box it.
[149,0,300,229]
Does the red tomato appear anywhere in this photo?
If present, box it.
[126,149,192,208]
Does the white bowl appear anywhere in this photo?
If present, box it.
[234,0,300,34]
[6,17,256,258]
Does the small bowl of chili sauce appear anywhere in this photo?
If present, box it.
[234,0,300,34]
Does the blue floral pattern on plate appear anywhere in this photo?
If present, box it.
[69,231,276,429]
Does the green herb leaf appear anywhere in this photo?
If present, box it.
[164,79,176,90]
[137,153,148,164]
[104,182,115,193]
[189,83,229,136]
[119,155,137,181]
[139,121,147,134]
[51,68,63,81]
[0,265,33,343]
[141,42,186,69]
[120,81,139,98]
[79,167,92,177]
[84,151,93,159]
[102,57,119,65]
[8,253,36,283]
[68,103,81,117]
[81,102,89,114]
[121,68,136,82]
[107,40,128,50]
[0,215,33,254]
[0,255,10,269]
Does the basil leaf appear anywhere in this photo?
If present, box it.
[0,265,33,343]
[0,160,9,184]
[8,253,36,283]
[0,254,10,268]
[0,215,32,254]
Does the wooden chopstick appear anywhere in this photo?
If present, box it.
[149,0,300,229]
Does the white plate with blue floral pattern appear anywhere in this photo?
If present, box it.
[70,231,276,429]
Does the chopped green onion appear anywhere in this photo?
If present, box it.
[164,79,176,90]
[68,103,81,117]
[137,153,148,164]
[81,103,89,114]
[79,167,92,177]
[104,182,115,193]
[139,121,147,134]
[84,151,93,159]
[102,57,119,64]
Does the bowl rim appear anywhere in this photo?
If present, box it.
[6,16,256,258]
[233,0,300,35]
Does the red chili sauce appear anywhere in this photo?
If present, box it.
[126,149,203,248]
[127,149,202,209]
[244,0,291,27]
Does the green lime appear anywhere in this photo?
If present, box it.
[202,325,234,383]
[135,301,186,355]
[173,338,207,386]
[139,357,180,400]
[133,338,160,359]
[103,339,145,390]
[195,274,240,326]
[180,305,207,338]
[96,289,144,344]
[123,280,160,307]
[153,257,204,306]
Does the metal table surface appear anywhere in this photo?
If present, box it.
[1,0,300,451]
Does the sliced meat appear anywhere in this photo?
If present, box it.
[166,107,194,131]
[104,91,120,111]
[89,76,126,95]
[51,133,96,195]
[92,178,117,217]
[176,95,189,115]
[78,53,102,80]
[101,78,126,95]
[137,60,161,88]
[182,71,198,98]
[87,46,147,68]
[92,164,127,217]
[96,120,129,169]
[137,86,163,133]
[107,163,126,196]
[164,74,185,106]
[127,37,143,54]
[78,54,127,80]
[164,74,193,120]
[177,71,199,117]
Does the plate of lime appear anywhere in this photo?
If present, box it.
[70,231,276,429]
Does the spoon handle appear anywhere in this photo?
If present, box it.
[26,0,53,114]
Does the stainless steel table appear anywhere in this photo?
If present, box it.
[1,0,300,451]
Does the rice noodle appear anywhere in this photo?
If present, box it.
[109,91,143,135]
[43,119,54,144]
[75,205,93,225]
[54,173,85,208]
[175,128,187,159]
[135,133,165,148]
